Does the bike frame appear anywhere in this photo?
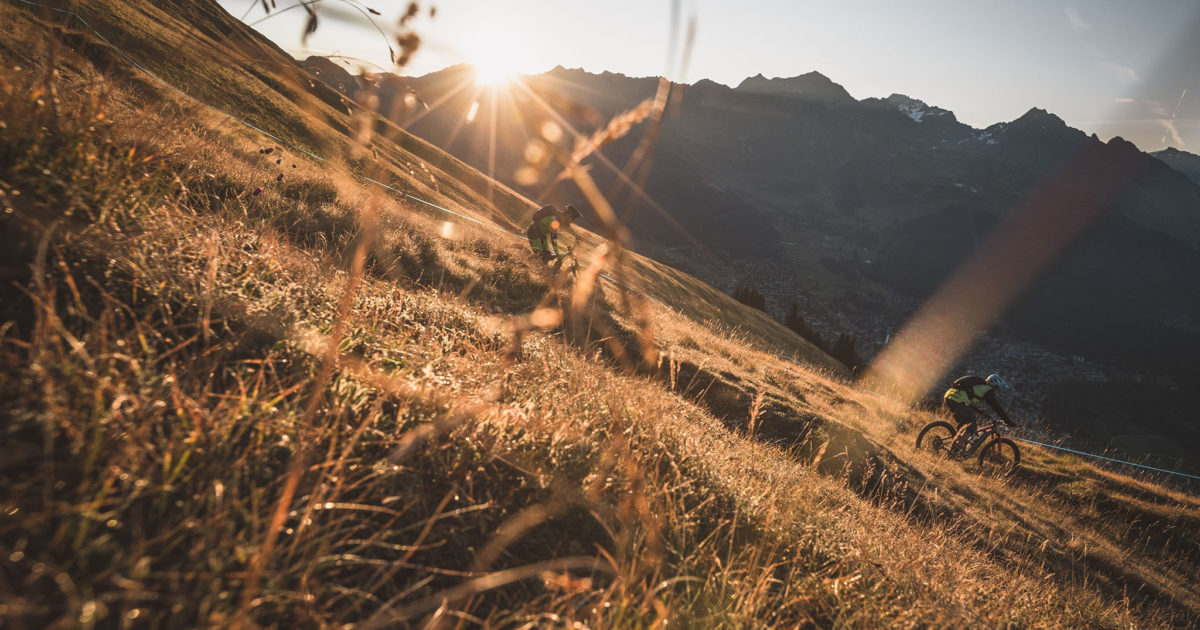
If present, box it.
[959,422,1005,458]
[550,250,579,276]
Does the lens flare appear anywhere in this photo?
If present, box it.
[472,61,515,87]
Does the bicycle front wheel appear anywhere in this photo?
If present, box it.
[977,437,1020,476]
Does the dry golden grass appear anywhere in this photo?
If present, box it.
[2,2,1198,628]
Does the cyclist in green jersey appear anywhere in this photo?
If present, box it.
[526,203,581,262]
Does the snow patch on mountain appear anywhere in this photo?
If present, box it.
[974,124,1007,144]
[897,100,946,123]
[884,94,951,124]
[899,101,926,122]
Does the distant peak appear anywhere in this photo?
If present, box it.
[734,71,854,103]
[736,72,837,89]
[690,78,727,90]
[883,93,954,123]
[884,93,929,112]
[1013,107,1066,126]
[1106,135,1142,155]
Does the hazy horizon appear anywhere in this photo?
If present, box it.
[218,0,1199,153]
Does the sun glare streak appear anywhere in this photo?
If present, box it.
[498,78,533,138]
[400,76,475,130]
[865,147,1152,402]
[509,78,707,251]
[444,84,484,148]
[488,89,498,201]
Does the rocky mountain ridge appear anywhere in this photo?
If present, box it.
[1153,146,1200,186]
[310,60,1200,464]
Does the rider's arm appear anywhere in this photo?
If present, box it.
[564,225,578,251]
[982,390,1015,426]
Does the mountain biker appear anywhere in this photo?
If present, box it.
[526,203,581,262]
[944,374,1018,454]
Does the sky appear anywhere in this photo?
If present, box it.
[218,0,1200,152]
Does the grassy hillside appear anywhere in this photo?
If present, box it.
[2,1,1199,627]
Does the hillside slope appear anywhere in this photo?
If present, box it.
[2,1,1199,627]
[392,63,1200,471]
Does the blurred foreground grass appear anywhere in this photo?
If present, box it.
[1,2,1198,627]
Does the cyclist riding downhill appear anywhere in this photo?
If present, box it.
[944,373,1018,457]
[527,203,581,263]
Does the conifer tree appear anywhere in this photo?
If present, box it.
[784,302,826,350]
[829,333,863,371]
[732,286,766,311]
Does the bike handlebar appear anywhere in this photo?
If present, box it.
[979,417,1015,434]
[974,412,1012,432]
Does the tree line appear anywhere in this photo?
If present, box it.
[732,286,864,371]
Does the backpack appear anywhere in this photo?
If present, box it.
[532,205,558,223]
[951,375,991,404]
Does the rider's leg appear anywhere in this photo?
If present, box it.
[950,423,977,456]
[529,233,553,261]
[527,226,553,259]
[946,400,976,456]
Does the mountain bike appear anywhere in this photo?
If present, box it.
[916,416,1021,475]
[548,249,579,280]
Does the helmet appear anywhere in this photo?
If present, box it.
[564,203,582,221]
[986,374,1011,390]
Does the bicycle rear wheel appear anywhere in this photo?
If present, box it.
[977,437,1020,476]
[916,421,956,457]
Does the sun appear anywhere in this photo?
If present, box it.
[461,25,532,88]
[471,59,517,87]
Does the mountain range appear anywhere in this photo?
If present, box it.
[307,61,1200,464]
[7,0,1200,623]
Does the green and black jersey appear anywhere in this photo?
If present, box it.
[527,205,575,254]
[944,375,1011,422]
